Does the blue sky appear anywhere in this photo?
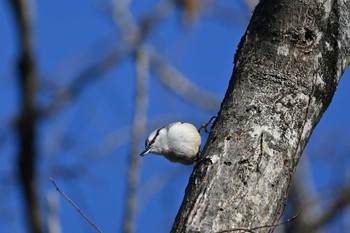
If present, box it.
[0,1,349,233]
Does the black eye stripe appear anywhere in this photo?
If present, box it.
[148,127,162,148]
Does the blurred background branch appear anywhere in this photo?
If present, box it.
[150,50,220,111]
[9,0,42,233]
[122,46,149,233]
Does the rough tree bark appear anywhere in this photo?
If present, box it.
[172,0,349,232]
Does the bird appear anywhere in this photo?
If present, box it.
[140,122,201,165]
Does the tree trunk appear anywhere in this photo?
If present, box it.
[171,0,350,232]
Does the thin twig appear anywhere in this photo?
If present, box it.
[49,177,103,233]
[215,213,299,233]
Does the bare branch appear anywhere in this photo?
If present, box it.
[39,0,176,119]
[215,214,299,233]
[113,0,222,113]
[9,0,42,232]
[39,44,131,117]
[112,0,176,44]
[46,190,62,233]
[49,177,102,233]
[122,47,149,233]
[289,184,350,233]
[150,50,220,112]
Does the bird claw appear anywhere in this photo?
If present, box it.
[198,116,217,133]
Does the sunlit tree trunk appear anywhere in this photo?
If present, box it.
[172,0,350,232]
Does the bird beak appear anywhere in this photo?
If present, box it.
[140,148,150,157]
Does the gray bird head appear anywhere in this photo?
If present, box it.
[139,127,166,156]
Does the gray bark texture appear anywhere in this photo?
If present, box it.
[171,0,350,232]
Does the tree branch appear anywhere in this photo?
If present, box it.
[216,213,299,233]
[289,183,350,233]
[38,0,176,118]
[149,50,221,112]
[49,177,102,233]
[9,0,42,232]
[122,47,149,233]
[38,44,131,117]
